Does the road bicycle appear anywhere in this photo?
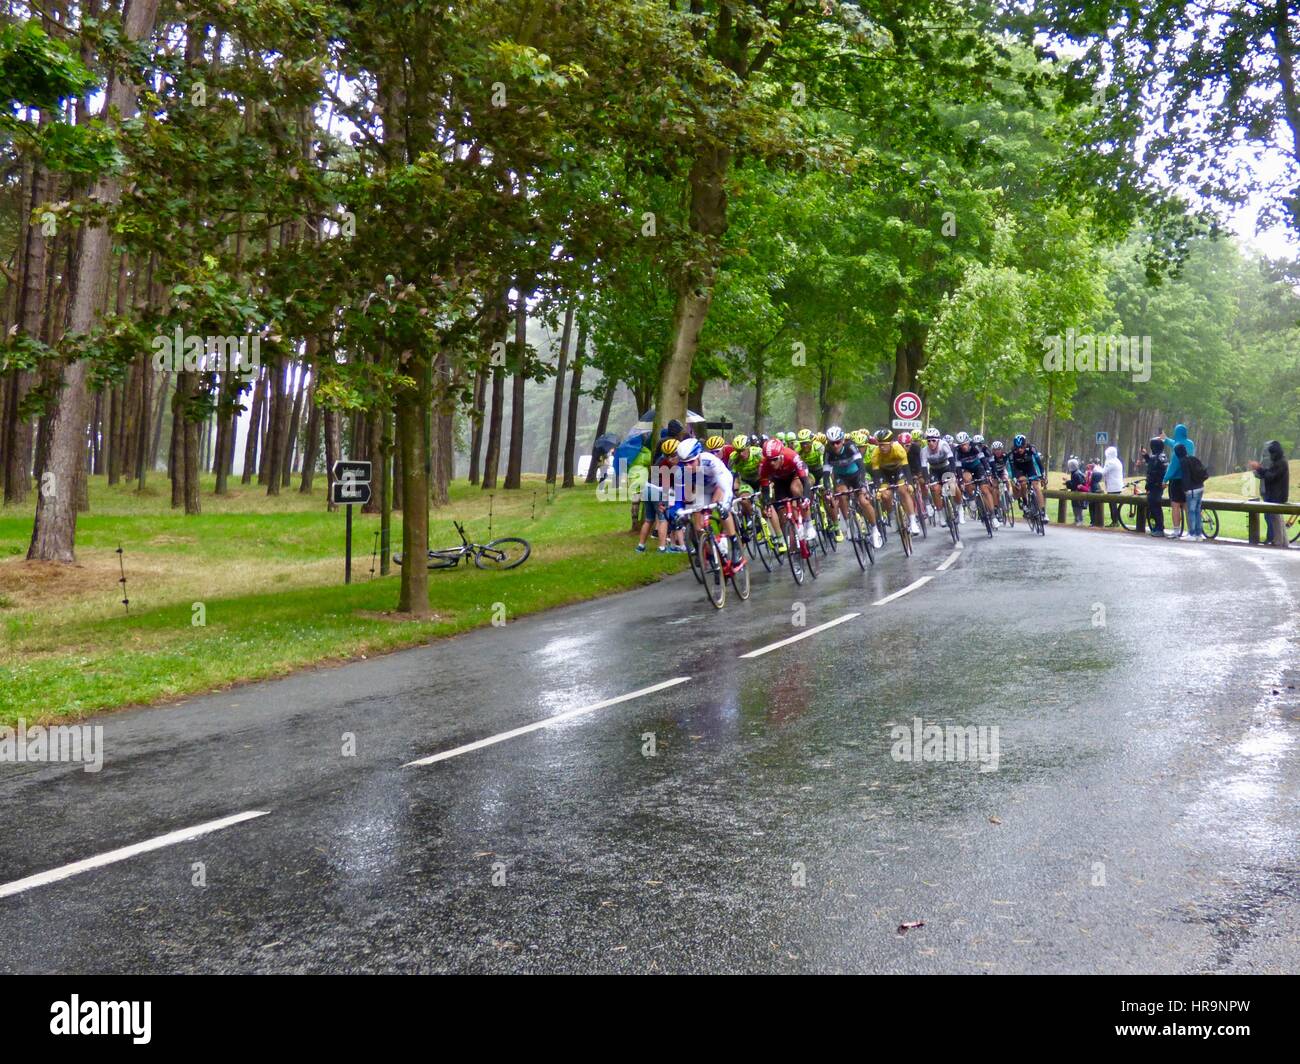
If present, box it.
[1017,477,1047,536]
[996,476,1016,528]
[910,474,932,539]
[961,475,996,539]
[1116,479,1219,539]
[776,496,819,585]
[394,521,531,570]
[878,479,914,557]
[677,503,749,608]
[827,487,876,570]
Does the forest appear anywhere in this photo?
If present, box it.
[3,0,1299,613]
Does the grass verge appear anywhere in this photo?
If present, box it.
[0,473,680,725]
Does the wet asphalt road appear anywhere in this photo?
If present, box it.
[1,518,1298,974]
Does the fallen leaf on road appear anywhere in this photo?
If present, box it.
[897,920,925,934]
[988,815,1002,824]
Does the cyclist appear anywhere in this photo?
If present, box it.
[955,431,999,528]
[1008,433,1047,519]
[705,433,731,467]
[870,429,921,536]
[824,425,882,548]
[675,437,743,570]
[758,437,813,548]
[795,429,831,535]
[920,427,957,524]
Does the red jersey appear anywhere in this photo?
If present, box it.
[717,444,735,467]
[759,446,808,486]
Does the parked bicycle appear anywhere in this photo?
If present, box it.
[394,521,531,570]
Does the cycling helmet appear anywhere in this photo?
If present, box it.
[991,440,1005,451]
[875,429,893,444]
[955,431,970,445]
[814,432,827,445]
[1013,434,1027,448]
[676,437,702,462]
[761,438,784,460]
[825,425,845,443]
[943,434,955,445]
[705,434,725,451]
[758,433,770,444]
[925,427,940,440]
[732,433,748,451]
[660,437,679,457]
[972,434,984,445]
[796,429,811,444]
[898,432,913,447]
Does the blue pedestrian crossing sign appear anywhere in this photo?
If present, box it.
[1095,431,1108,445]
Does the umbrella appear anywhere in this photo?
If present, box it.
[593,432,620,456]
[632,408,705,432]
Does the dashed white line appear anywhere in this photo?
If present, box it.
[873,575,933,605]
[405,676,692,766]
[738,612,861,659]
[0,810,270,901]
[936,546,964,572]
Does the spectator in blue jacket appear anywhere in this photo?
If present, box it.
[1160,424,1194,539]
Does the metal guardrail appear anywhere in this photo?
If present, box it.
[1044,489,1300,545]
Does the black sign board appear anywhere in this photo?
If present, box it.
[331,480,372,505]
[332,460,372,481]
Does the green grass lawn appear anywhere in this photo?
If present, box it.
[0,473,682,725]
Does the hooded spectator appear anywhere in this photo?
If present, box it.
[1066,458,1087,524]
[1088,462,1105,525]
[1176,443,1210,541]
[1103,445,1124,526]
[1161,424,1194,538]
[1140,437,1168,536]
[1251,441,1291,547]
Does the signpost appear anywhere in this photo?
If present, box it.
[892,392,923,432]
[331,460,373,584]
[1095,431,1108,446]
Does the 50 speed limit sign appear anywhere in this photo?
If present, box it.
[893,391,922,421]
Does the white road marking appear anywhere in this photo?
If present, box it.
[738,612,861,660]
[873,576,933,605]
[936,547,964,572]
[405,676,692,766]
[0,810,270,901]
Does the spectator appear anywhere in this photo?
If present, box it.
[1178,444,1209,541]
[1251,440,1291,547]
[1087,461,1105,526]
[1139,437,1168,537]
[1160,424,1194,539]
[1103,445,1124,526]
[1066,458,1087,525]
[635,443,685,553]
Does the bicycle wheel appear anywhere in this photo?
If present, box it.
[753,517,775,572]
[943,496,960,545]
[803,517,820,579]
[685,523,704,584]
[977,493,994,538]
[727,538,750,600]
[916,492,929,539]
[1001,486,1016,528]
[1118,499,1140,531]
[700,533,726,608]
[1202,508,1219,540]
[782,516,805,585]
[847,508,869,570]
[811,497,832,555]
[1290,518,1300,544]
[895,499,913,557]
[474,537,531,570]
[426,549,463,570]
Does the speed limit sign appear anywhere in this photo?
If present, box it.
[893,391,922,421]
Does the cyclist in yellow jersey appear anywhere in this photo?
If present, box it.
[870,429,922,535]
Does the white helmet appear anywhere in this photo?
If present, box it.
[955,431,970,445]
[675,437,702,462]
[825,425,845,443]
[925,427,940,440]
[972,434,984,445]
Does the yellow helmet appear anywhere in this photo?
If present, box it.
[797,428,812,442]
[814,432,827,445]
[732,433,748,450]
[705,434,726,451]
[660,437,679,456]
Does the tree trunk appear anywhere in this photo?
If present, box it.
[242,366,265,484]
[481,364,505,490]
[467,368,486,485]
[545,302,575,483]
[28,0,160,561]
[561,315,588,488]
[323,407,340,512]
[504,288,528,489]
[395,380,430,615]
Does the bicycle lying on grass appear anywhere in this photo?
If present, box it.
[394,521,531,570]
